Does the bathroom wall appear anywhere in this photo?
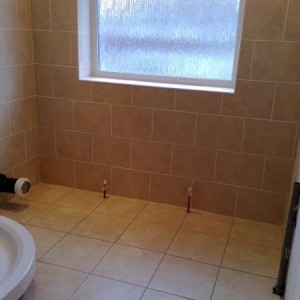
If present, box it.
[32,0,300,224]
[0,0,39,199]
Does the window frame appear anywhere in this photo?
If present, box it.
[78,0,246,93]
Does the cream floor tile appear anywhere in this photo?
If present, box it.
[26,183,72,204]
[142,289,188,300]
[182,211,233,238]
[230,218,283,248]
[222,240,281,278]
[0,198,49,224]
[25,225,66,260]
[41,234,112,272]
[71,212,132,242]
[149,255,219,300]
[21,262,86,300]
[70,275,145,300]
[95,195,148,218]
[167,229,227,265]
[56,189,104,212]
[28,205,89,232]
[118,220,178,253]
[137,202,187,227]
[212,268,279,300]
[93,244,163,287]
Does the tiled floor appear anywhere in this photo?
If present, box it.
[0,184,283,300]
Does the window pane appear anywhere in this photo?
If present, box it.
[98,0,241,81]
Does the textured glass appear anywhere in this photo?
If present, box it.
[98,0,241,81]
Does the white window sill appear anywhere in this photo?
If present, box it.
[80,75,235,94]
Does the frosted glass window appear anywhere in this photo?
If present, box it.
[96,0,243,86]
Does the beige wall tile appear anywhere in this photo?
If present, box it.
[40,156,74,187]
[150,174,192,206]
[285,0,300,41]
[0,0,18,28]
[75,162,111,192]
[112,106,152,140]
[22,65,35,97]
[273,83,300,122]
[263,157,294,193]
[93,135,130,168]
[34,64,53,96]
[0,132,26,170]
[9,98,36,133]
[51,0,77,31]
[196,115,244,151]
[31,0,50,29]
[93,83,132,105]
[74,102,111,134]
[17,0,32,29]
[33,31,71,66]
[237,40,254,80]
[3,29,33,65]
[0,103,10,138]
[215,151,264,188]
[56,130,92,162]
[222,81,275,119]
[112,168,150,200]
[26,128,38,159]
[243,0,287,40]
[131,140,172,174]
[236,188,286,224]
[37,97,73,130]
[71,32,78,67]
[252,42,300,82]
[172,145,216,180]
[133,86,175,110]
[53,67,92,101]
[38,127,55,157]
[0,66,22,102]
[153,110,196,145]
[243,119,297,158]
[193,181,237,216]
[176,90,221,114]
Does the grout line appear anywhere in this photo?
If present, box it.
[49,0,52,30]
[240,118,246,152]
[139,212,189,299]
[260,157,267,190]
[210,218,235,299]
[220,93,224,115]
[282,0,291,41]
[249,41,256,80]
